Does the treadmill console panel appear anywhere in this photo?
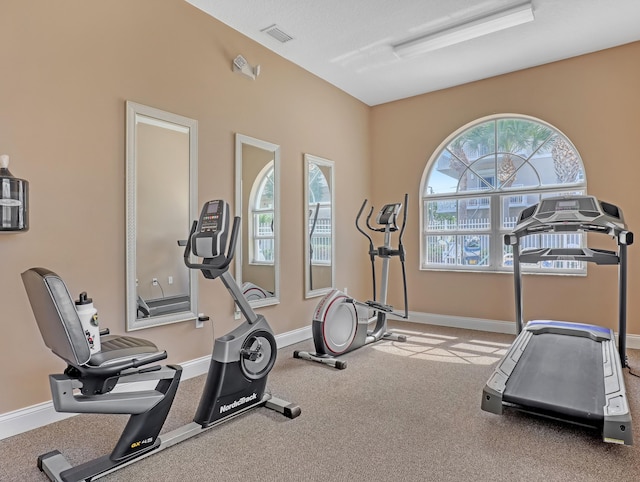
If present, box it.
[514,195,627,236]
[536,197,601,220]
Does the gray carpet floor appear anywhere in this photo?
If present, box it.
[1,320,639,481]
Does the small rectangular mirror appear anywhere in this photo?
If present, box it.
[126,101,198,330]
[304,154,335,298]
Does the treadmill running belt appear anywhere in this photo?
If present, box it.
[503,333,605,422]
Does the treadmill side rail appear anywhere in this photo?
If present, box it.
[481,331,532,414]
[603,411,633,445]
[602,339,633,445]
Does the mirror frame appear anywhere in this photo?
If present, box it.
[125,101,199,331]
[304,154,335,298]
[235,133,281,308]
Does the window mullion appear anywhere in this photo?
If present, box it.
[490,193,502,269]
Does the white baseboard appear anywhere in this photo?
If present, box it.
[391,311,640,350]
[276,325,312,348]
[392,311,516,335]
[0,326,311,441]
[0,403,77,442]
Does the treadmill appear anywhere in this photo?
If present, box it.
[481,195,634,445]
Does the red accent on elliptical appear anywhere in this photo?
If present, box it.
[321,294,355,355]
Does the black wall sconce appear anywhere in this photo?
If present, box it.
[0,154,29,232]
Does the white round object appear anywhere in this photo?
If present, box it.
[315,290,357,354]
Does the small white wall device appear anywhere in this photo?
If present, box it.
[233,55,261,80]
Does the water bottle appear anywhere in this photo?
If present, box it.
[75,291,101,354]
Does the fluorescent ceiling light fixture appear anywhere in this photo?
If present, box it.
[393,2,534,58]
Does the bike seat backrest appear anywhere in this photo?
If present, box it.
[22,268,166,371]
[22,267,91,366]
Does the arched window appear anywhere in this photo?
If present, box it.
[249,162,274,264]
[420,114,586,273]
[308,163,332,265]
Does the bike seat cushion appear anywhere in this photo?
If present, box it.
[86,335,166,368]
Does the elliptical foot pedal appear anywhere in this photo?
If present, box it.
[383,332,407,343]
[365,300,393,312]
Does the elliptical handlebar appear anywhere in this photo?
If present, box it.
[355,199,375,242]
[353,194,409,315]
[398,193,408,246]
[398,193,409,319]
[355,199,378,300]
[365,206,377,232]
[355,200,377,258]
[355,194,408,239]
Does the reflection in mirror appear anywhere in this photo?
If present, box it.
[235,134,280,308]
[126,101,198,330]
[304,154,334,298]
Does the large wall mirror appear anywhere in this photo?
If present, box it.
[235,134,280,308]
[304,154,335,298]
[126,101,198,330]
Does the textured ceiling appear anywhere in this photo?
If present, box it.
[186,0,640,106]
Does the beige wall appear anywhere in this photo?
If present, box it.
[371,41,640,333]
[1,0,638,417]
[0,0,370,413]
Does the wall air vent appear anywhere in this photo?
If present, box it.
[261,24,294,43]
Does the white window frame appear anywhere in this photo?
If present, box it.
[420,114,587,274]
[249,162,275,265]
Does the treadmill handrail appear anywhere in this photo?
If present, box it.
[513,221,631,241]
[506,195,632,366]
[518,247,620,265]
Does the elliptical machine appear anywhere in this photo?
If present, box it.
[23,199,299,482]
[294,194,409,369]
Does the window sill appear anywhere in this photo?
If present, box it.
[420,266,587,277]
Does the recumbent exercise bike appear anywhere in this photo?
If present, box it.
[23,199,300,482]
